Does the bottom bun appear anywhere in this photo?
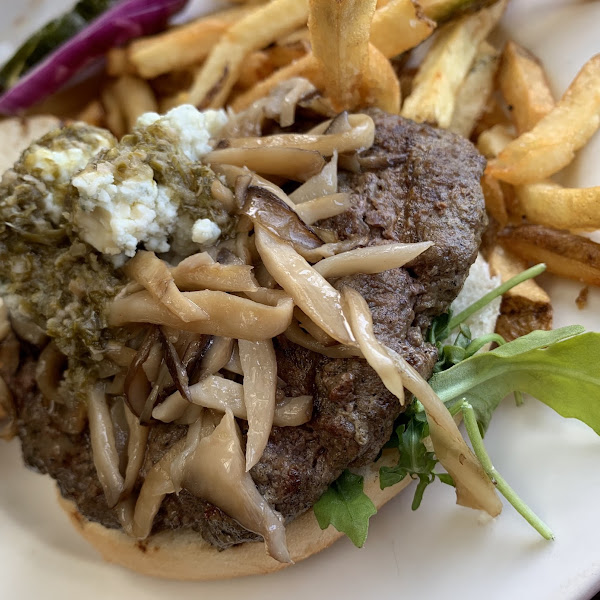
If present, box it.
[59,454,412,581]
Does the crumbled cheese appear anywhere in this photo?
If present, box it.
[135,104,228,162]
[450,254,502,340]
[72,105,229,258]
[16,127,116,225]
[191,218,221,246]
[23,129,114,185]
[72,162,177,257]
[26,146,87,184]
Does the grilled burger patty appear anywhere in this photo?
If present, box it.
[9,111,487,549]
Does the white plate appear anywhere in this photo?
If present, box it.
[1,2,600,599]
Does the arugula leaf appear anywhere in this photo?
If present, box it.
[379,421,434,486]
[429,264,546,373]
[313,470,376,548]
[428,311,452,345]
[429,326,600,435]
[379,420,453,510]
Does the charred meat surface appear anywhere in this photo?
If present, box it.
[9,111,486,549]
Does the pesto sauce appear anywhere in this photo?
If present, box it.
[0,120,235,399]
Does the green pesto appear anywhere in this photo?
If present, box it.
[0,123,123,368]
[120,121,235,256]
[0,119,235,402]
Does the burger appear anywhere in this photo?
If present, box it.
[0,79,516,579]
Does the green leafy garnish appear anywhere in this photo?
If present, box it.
[429,263,546,373]
[313,470,376,548]
[447,263,547,335]
[429,326,600,435]
[433,322,508,373]
[313,261,599,546]
[379,419,453,510]
[461,401,554,540]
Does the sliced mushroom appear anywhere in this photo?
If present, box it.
[182,410,291,563]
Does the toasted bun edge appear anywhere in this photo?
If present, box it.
[58,457,412,581]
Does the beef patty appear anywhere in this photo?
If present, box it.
[9,111,487,549]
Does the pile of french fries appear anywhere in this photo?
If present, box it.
[78,0,600,339]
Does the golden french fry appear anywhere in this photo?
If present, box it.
[370,0,436,59]
[516,181,600,231]
[472,94,512,137]
[111,76,158,133]
[498,225,600,287]
[106,48,134,77]
[476,123,514,158]
[184,0,309,109]
[481,173,508,227]
[269,39,310,68]
[488,245,552,342]
[276,28,310,47]
[487,54,600,184]
[361,44,401,113]
[308,0,377,112]
[128,17,233,79]
[236,41,309,91]
[230,54,320,112]
[76,100,105,128]
[498,40,555,135]
[401,0,506,128]
[420,0,501,22]
[449,41,500,137]
[236,51,274,91]
[101,83,126,138]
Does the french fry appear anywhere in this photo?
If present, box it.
[183,0,309,109]
[111,76,158,133]
[481,173,508,227]
[420,0,501,23]
[127,7,251,79]
[269,40,310,68]
[498,41,555,135]
[236,51,275,91]
[488,245,552,342]
[308,0,377,112]
[101,82,126,138]
[236,42,309,91]
[449,41,500,137]
[516,181,600,231]
[361,44,401,113]
[476,123,514,158]
[487,54,600,184]
[76,100,105,128]
[370,0,436,59]
[234,4,403,113]
[498,225,600,287]
[472,94,512,138]
[150,69,196,98]
[230,54,320,112]
[276,28,310,47]
[401,0,505,128]
[106,48,134,77]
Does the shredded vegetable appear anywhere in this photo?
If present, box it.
[0,0,189,114]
